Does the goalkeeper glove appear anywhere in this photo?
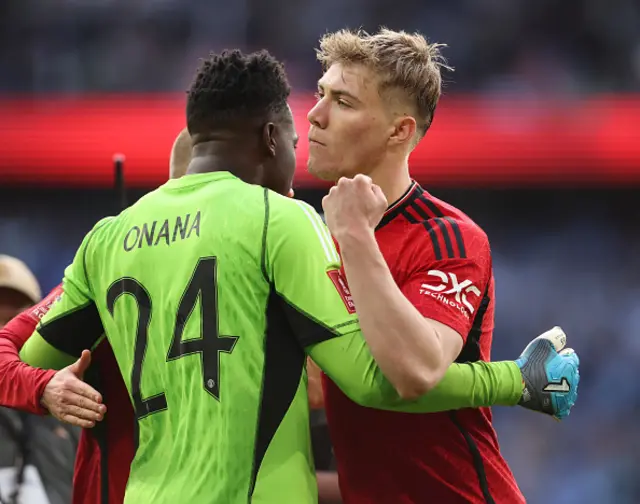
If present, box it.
[516,326,579,420]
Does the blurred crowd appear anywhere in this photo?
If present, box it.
[1,0,639,94]
[1,187,639,504]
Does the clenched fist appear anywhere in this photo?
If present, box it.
[322,175,388,242]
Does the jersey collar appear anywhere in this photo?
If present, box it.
[376,180,422,230]
[165,171,238,189]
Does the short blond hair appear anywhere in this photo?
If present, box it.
[317,28,451,135]
[169,128,192,179]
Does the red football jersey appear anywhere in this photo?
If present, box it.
[323,182,525,504]
[0,287,61,414]
[0,285,134,504]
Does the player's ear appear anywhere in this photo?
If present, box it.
[388,115,416,148]
[262,122,277,157]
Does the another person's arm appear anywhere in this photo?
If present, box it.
[323,176,491,398]
[266,193,523,412]
[309,331,521,412]
[307,357,325,409]
[317,472,342,504]
[2,285,105,427]
[0,290,60,413]
[335,225,489,398]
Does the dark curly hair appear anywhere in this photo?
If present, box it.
[186,49,291,135]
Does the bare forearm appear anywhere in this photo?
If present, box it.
[317,471,342,504]
[339,232,446,397]
[307,357,325,409]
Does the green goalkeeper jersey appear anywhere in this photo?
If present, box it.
[20,171,523,504]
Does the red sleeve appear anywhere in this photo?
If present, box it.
[400,221,491,340]
[0,285,63,414]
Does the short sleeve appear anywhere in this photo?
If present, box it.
[400,221,491,340]
[265,191,360,348]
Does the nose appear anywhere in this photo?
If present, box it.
[307,98,327,129]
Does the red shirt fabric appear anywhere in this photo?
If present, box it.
[0,284,134,504]
[0,286,61,414]
[323,182,525,504]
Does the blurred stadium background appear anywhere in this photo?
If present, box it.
[1,1,640,503]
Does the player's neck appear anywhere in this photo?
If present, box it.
[187,141,262,184]
[368,159,412,209]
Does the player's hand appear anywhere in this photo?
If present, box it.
[322,175,388,241]
[41,350,107,428]
[515,327,580,420]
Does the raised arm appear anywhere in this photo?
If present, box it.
[266,191,525,413]
[323,175,491,398]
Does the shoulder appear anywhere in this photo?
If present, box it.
[267,191,324,228]
[91,215,117,235]
[403,216,490,264]
[266,193,337,261]
[80,215,118,256]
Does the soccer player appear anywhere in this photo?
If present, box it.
[19,50,578,504]
[307,28,577,503]
[0,127,194,504]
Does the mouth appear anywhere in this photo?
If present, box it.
[308,138,326,147]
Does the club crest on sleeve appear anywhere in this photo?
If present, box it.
[28,285,64,323]
[327,269,356,314]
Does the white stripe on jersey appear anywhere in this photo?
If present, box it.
[314,211,340,264]
[295,201,340,264]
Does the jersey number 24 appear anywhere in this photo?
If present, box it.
[106,257,239,420]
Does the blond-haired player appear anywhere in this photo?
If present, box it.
[310,28,579,504]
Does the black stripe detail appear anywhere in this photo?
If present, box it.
[416,193,467,258]
[409,201,431,221]
[248,287,308,499]
[261,188,270,282]
[452,275,493,501]
[376,183,420,230]
[433,218,454,258]
[400,208,418,224]
[38,302,104,357]
[278,291,344,348]
[456,284,491,364]
[449,411,496,504]
[443,216,467,259]
[416,192,444,217]
[421,220,442,260]
[85,364,109,504]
